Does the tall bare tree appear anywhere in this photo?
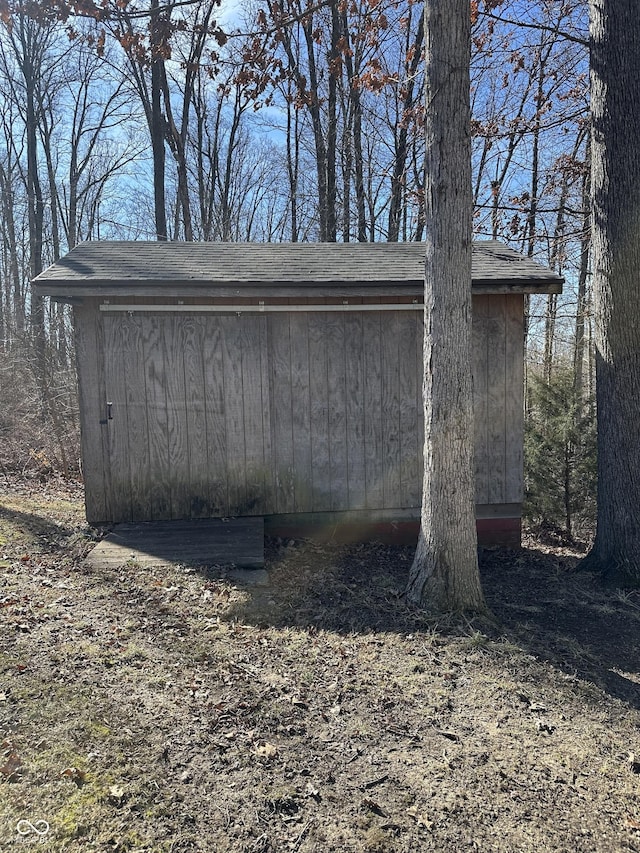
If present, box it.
[406,0,485,612]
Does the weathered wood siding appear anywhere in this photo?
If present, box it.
[75,294,523,524]
[472,294,524,507]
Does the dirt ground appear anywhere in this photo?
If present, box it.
[1,476,640,852]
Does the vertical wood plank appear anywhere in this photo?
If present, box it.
[472,295,490,505]
[163,315,190,519]
[381,311,402,508]
[221,315,247,514]
[241,314,267,514]
[103,313,132,522]
[121,314,151,520]
[289,313,313,511]
[143,314,172,520]
[398,311,420,506]
[326,312,348,510]
[486,295,507,504]
[345,312,366,510]
[362,312,384,509]
[73,301,109,523]
[268,313,295,513]
[202,317,228,515]
[505,294,524,503]
[308,313,331,511]
[258,314,275,513]
[182,315,210,517]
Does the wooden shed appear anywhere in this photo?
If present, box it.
[35,241,562,547]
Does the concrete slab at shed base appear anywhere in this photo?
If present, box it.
[85,517,264,570]
[227,568,270,586]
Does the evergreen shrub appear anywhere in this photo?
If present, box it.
[524,365,596,542]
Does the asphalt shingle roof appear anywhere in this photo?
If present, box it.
[34,240,563,292]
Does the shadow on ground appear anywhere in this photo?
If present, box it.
[482,546,640,708]
[227,538,640,710]
[0,502,79,543]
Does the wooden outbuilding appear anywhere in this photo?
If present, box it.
[35,241,563,547]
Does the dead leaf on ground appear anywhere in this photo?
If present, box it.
[305,781,321,800]
[406,806,434,830]
[0,752,22,782]
[108,785,127,805]
[0,751,23,781]
[61,766,86,785]
[255,742,278,760]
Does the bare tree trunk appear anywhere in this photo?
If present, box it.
[525,51,543,259]
[411,138,426,241]
[542,294,558,383]
[543,155,569,382]
[340,102,352,242]
[285,92,299,242]
[150,0,167,241]
[192,74,220,241]
[340,5,366,242]
[161,60,193,241]
[14,17,47,384]
[0,159,23,335]
[0,257,4,348]
[581,0,640,584]
[574,134,591,406]
[38,102,61,261]
[24,63,44,280]
[325,0,339,242]
[267,1,333,241]
[388,11,424,242]
[218,86,244,241]
[406,0,485,613]
[489,83,532,239]
[160,3,212,243]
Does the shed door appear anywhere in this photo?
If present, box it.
[103,311,272,523]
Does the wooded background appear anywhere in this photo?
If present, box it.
[0,0,594,540]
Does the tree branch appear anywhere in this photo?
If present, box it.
[480,10,588,48]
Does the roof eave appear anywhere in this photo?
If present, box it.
[35,279,564,300]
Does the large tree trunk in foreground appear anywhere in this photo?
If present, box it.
[581,0,640,585]
[406,0,485,612]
